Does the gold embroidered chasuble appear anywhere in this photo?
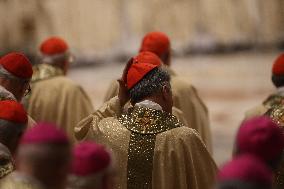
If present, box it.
[26,64,94,141]
[86,106,217,189]
[102,67,212,153]
[75,96,188,141]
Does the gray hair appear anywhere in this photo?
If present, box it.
[129,67,171,103]
[0,119,25,144]
[0,66,29,83]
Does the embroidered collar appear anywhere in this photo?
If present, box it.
[119,106,182,134]
[31,64,64,83]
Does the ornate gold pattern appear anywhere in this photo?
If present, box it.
[0,158,13,179]
[31,64,63,83]
[119,106,182,189]
[264,99,284,188]
[263,94,284,108]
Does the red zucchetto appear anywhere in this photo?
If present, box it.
[71,141,111,176]
[127,52,162,89]
[272,53,284,75]
[0,52,33,79]
[20,123,69,144]
[0,100,27,124]
[139,31,170,57]
[236,116,284,162]
[40,37,69,55]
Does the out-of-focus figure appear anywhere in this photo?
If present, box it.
[0,123,71,189]
[233,116,284,188]
[68,141,114,189]
[83,52,217,189]
[0,52,35,127]
[0,100,28,179]
[103,31,212,153]
[216,154,273,189]
[26,37,94,141]
[245,53,284,119]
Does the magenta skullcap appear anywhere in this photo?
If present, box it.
[20,122,69,144]
[71,141,111,176]
[218,154,272,185]
[236,116,284,162]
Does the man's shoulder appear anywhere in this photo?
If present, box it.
[159,126,200,140]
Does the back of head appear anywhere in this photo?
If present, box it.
[272,53,284,88]
[126,52,172,110]
[139,32,171,65]
[17,123,71,189]
[0,100,27,154]
[216,154,272,189]
[235,116,284,168]
[40,37,71,73]
[0,52,33,101]
[69,141,113,189]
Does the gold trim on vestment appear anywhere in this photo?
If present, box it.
[119,106,182,189]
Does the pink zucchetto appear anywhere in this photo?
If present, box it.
[20,123,69,144]
[236,116,284,162]
[217,154,272,185]
[71,141,111,176]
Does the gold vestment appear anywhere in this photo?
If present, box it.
[26,64,94,141]
[85,106,217,189]
[103,68,212,153]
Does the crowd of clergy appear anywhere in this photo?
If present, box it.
[0,31,283,189]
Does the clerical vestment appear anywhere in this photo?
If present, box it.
[244,88,284,188]
[86,105,217,189]
[75,97,188,141]
[26,64,94,141]
[0,143,13,179]
[0,172,44,189]
[102,67,212,153]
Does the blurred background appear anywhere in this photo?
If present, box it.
[1,0,284,165]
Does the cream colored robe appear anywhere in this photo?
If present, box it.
[75,96,187,141]
[103,70,212,153]
[28,75,94,142]
[84,106,217,189]
[0,172,44,189]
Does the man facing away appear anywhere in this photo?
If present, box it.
[0,100,28,179]
[85,52,217,189]
[0,123,71,189]
[26,37,94,141]
[0,52,35,127]
[103,31,212,153]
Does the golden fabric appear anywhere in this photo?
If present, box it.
[246,95,284,188]
[102,69,212,153]
[245,94,284,119]
[85,106,217,189]
[75,96,188,141]
[27,64,94,142]
[0,143,13,180]
[0,172,44,189]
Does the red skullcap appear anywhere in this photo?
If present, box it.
[236,116,284,162]
[21,123,69,145]
[0,100,27,124]
[139,31,170,57]
[40,37,68,55]
[127,52,162,89]
[218,154,272,185]
[0,52,33,79]
[71,141,111,176]
[272,53,284,75]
